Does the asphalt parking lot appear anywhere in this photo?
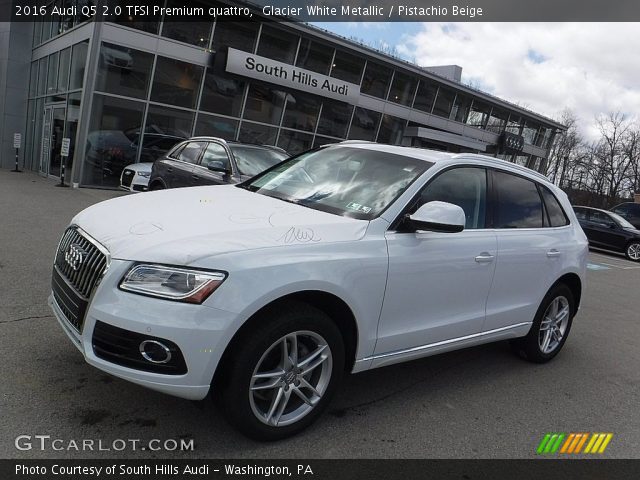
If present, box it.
[1,169,639,459]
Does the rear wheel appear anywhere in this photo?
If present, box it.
[510,284,575,363]
[218,302,344,441]
[625,241,640,262]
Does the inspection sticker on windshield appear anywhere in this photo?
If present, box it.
[346,202,371,213]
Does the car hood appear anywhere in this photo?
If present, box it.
[124,162,153,173]
[71,185,368,265]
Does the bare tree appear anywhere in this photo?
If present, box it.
[593,112,633,203]
[546,109,582,187]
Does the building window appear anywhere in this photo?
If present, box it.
[151,56,203,109]
[296,38,333,75]
[277,129,313,154]
[361,62,392,99]
[451,94,471,123]
[212,21,259,53]
[377,115,406,144]
[37,57,48,96]
[432,87,455,119]
[239,121,277,145]
[413,80,438,113]
[69,41,89,90]
[195,113,238,140]
[330,50,364,85]
[83,95,145,187]
[57,48,71,93]
[316,99,352,138]
[29,61,38,97]
[95,43,154,100]
[505,116,521,135]
[200,70,245,117]
[145,104,194,139]
[257,25,298,64]
[487,108,508,133]
[522,121,539,145]
[160,0,212,47]
[348,107,380,141]
[46,52,59,95]
[388,71,417,106]
[467,101,491,129]
[282,91,321,132]
[243,83,286,125]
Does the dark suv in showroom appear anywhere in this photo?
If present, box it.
[610,202,640,229]
[148,137,289,190]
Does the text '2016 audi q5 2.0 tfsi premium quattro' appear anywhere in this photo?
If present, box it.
[50,142,588,440]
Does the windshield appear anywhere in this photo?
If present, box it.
[230,145,289,177]
[610,211,635,229]
[243,146,432,220]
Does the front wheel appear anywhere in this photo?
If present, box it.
[510,284,575,363]
[625,241,640,262]
[218,302,344,441]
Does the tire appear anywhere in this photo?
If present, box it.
[218,301,345,441]
[510,283,575,363]
[149,182,164,191]
[625,241,640,262]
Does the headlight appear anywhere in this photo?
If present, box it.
[138,171,151,178]
[120,264,226,304]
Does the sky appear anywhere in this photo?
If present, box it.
[312,22,640,140]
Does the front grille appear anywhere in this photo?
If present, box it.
[92,321,188,375]
[121,169,134,188]
[52,227,108,332]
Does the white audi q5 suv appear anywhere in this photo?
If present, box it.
[50,142,588,440]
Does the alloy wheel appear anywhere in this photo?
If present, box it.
[627,243,640,261]
[538,296,570,354]
[249,331,333,427]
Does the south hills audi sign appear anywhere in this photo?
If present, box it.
[225,48,360,103]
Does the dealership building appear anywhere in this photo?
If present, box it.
[0,2,566,188]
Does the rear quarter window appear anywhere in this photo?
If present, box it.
[493,170,544,228]
[540,186,569,227]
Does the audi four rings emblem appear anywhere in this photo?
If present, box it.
[64,243,85,271]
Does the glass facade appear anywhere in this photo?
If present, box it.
[23,12,560,188]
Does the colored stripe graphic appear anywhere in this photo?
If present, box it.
[537,433,613,454]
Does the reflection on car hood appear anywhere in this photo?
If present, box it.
[71,185,368,265]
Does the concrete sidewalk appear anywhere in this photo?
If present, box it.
[0,169,124,322]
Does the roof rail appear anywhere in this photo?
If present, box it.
[451,153,550,182]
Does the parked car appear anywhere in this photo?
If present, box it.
[149,137,289,190]
[573,206,640,261]
[120,163,153,192]
[50,143,587,440]
[610,202,640,229]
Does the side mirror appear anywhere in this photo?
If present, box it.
[207,160,230,174]
[407,201,466,233]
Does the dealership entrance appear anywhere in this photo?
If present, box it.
[39,104,65,178]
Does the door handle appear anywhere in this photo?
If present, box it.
[475,252,495,263]
[166,167,173,173]
[192,174,200,180]
[547,249,561,258]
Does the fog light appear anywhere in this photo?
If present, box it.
[139,340,172,364]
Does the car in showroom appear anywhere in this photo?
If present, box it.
[573,205,640,261]
[610,202,640,229]
[49,142,588,440]
[148,138,289,190]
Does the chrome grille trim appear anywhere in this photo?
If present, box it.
[52,227,110,332]
[54,226,110,299]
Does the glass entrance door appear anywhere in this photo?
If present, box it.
[39,104,66,177]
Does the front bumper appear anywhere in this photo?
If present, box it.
[49,259,238,401]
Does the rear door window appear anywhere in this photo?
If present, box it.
[176,141,206,164]
[493,171,544,228]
